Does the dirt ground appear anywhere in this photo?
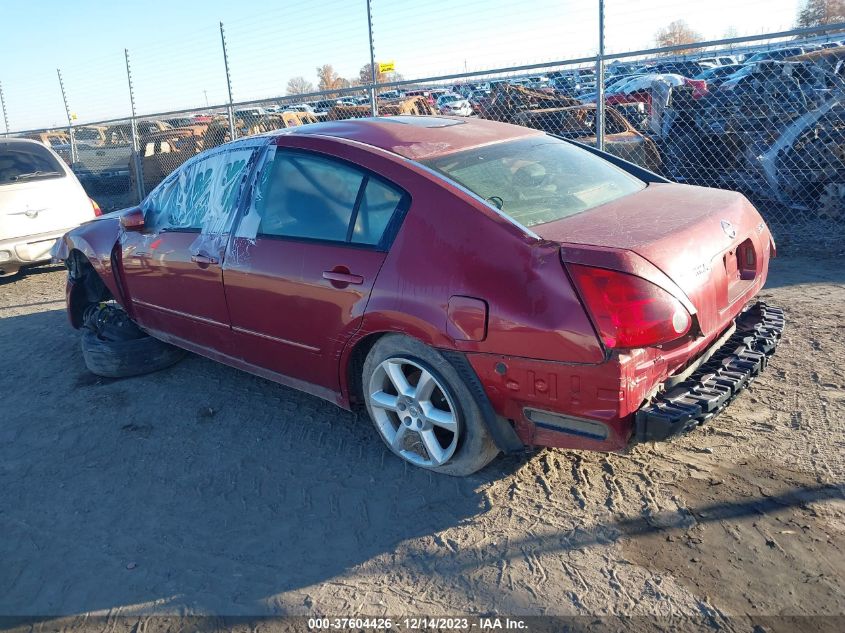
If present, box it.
[0,256,843,628]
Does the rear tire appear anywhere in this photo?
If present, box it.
[81,330,186,378]
[362,334,499,476]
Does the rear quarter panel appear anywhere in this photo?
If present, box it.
[282,136,608,402]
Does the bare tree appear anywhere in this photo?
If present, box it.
[796,0,845,27]
[722,26,740,39]
[654,20,702,55]
[286,76,314,96]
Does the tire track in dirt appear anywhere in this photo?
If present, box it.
[1,257,843,618]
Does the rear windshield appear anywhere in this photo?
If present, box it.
[0,142,64,186]
[422,136,644,228]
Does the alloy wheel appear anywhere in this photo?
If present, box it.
[367,358,460,467]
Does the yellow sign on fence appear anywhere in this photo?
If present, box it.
[378,61,395,73]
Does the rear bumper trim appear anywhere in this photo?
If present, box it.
[634,302,785,442]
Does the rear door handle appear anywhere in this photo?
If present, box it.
[322,270,364,285]
[191,253,219,265]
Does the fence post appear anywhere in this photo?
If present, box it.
[220,21,236,140]
[366,0,378,116]
[595,0,606,151]
[125,49,145,203]
[0,81,9,136]
[56,69,77,163]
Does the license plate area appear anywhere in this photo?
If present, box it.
[725,238,756,304]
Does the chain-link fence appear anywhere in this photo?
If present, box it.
[2,3,845,246]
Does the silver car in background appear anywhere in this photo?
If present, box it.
[0,138,98,278]
[436,93,473,116]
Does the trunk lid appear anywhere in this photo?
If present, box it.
[0,176,92,244]
[533,183,773,337]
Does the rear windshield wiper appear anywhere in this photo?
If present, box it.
[10,170,63,181]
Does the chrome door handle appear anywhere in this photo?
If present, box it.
[322,270,363,285]
[191,254,219,265]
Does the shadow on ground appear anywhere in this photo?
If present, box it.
[0,309,528,615]
[2,252,844,618]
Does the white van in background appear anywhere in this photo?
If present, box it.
[0,138,99,278]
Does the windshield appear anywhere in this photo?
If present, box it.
[422,136,645,228]
[0,142,65,186]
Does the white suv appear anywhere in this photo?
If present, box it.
[0,138,98,278]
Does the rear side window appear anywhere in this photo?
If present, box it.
[0,142,64,186]
[253,150,405,247]
[352,178,403,245]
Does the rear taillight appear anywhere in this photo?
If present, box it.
[568,264,692,349]
[90,198,102,217]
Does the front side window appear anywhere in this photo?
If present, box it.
[143,148,253,232]
[422,135,644,228]
[251,150,405,247]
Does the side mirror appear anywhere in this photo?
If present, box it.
[119,207,145,231]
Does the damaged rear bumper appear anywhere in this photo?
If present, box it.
[634,302,785,442]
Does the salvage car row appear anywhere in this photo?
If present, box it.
[472,46,845,221]
[22,38,845,226]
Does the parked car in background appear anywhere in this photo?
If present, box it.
[468,90,490,114]
[311,100,343,117]
[1,138,99,278]
[22,131,72,165]
[694,63,746,87]
[73,126,108,146]
[606,62,638,77]
[56,117,782,475]
[550,68,596,95]
[697,56,740,67]
[526,75,550,87]
[73,120,173,193]
[234,108,269,119]
[644,61,707,78]
[744,46,813,63]
[577,74,643,103]
[164,117,198,128]
[286,103,316,114]
[436,93,473,116]
[130,125,208,194]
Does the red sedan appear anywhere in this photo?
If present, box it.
[56,116,784,475]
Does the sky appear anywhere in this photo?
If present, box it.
[0,0,805,132]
